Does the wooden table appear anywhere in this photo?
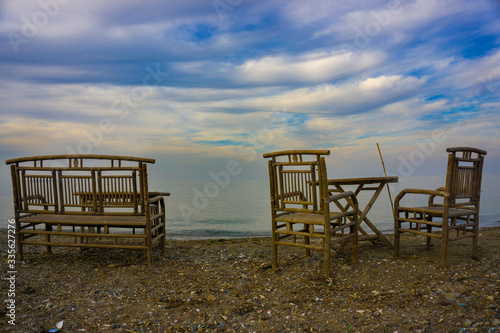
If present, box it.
[327,176,398,248]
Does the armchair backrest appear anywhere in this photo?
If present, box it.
[445,147,487,208]
[264,150,330,214]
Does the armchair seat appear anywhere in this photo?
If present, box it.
[276,210,353,224]
[398,206,475,218]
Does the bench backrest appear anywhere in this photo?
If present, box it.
[6,155,155,216]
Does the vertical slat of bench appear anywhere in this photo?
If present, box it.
[142,163,153,267]
[132,169,138,215]
[57,170,64,213]
[52,169,59,213]
[15,165,22,213]
[21,169,28,212]
[160,198,166,257]
[139,162,145,215]
[10,165,23,261]
[91,169,97,213]
[97,170,103,214]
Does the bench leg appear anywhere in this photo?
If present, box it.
[17,232,24,262]
[160,218,166,258]
[394,225,400,257]
[45,224,52,254]
[146,234,153,267]
[147,247,152,267]
[440,230,448,268]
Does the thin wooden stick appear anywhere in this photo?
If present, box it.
[376,143,396,219]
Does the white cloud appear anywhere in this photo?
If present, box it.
[235,50,386,85]
[312,0,479,46]
[231,74,426,114]
[447,49,500,94]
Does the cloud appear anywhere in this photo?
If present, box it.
[228,74,426,114]
[312,0,473,42]
[234,50,385,85]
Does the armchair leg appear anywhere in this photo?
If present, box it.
[272,234,278,271]
[472,215,479,259]
[324,239,330,277]
[146,236,153,268]
[351,223,358,262]
[440,233,448,268]
[394,225,400,257]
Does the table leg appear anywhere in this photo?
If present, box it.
[330,184,376,244]
[329,183,393,248]
[358,183,393,248]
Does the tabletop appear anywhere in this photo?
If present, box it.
[327,176,398,186]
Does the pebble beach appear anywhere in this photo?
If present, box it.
[1,227,499,332]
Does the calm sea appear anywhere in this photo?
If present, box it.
[1,174,499,239]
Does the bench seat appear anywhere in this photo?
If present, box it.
[19,213,148,227]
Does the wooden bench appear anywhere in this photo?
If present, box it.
[5,154,170,266]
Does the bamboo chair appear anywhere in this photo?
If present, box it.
[263,150,359,277]
[394,147,487,267]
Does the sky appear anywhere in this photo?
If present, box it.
[1,0,499,185]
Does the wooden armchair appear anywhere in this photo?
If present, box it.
[394,147,487,267]
[263,150,359,277]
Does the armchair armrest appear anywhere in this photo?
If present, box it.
[428,187,446,206]
[395,188,449,205]
[327,191,356,203]
[326,190,358,215]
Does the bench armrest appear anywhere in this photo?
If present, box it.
[148,195,165,205]
[149,191,170,197]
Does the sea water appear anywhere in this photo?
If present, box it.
[1,174,499,239]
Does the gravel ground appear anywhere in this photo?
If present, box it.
[1,227,499,332]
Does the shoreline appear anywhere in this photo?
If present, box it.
[0,225,498,241]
